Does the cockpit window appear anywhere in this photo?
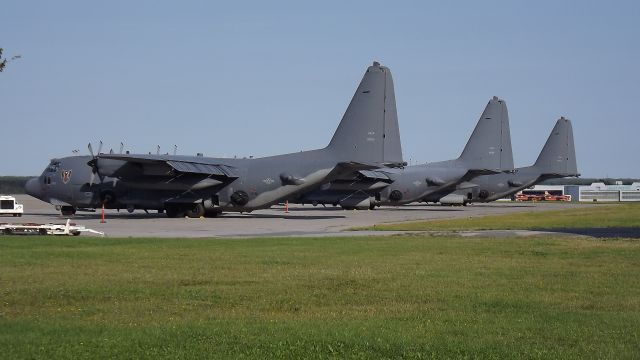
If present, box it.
[47,161,61,173]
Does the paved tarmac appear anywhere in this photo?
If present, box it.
[0,195,620,238]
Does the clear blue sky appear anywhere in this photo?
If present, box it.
[1,0,638,177]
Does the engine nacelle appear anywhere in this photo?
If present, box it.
[339,196,374,210]
[438,194,466,205]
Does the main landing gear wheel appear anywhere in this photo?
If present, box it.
[185,203,205,218]
[60,206,76,216]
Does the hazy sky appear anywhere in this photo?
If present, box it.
[1,1,638,177]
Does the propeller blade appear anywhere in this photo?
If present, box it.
[89,172,95,186]
[109,148,114,154]
[119,142,124,154]
[97,141,103,156]
[156,145,160,155]
[88,143,94,158]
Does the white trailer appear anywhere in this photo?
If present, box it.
[0,219,104,236]
[0,195,23,217]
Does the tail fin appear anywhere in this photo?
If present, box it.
[534,117,579,176]
[458,96,514,171]
[326,62,404,167]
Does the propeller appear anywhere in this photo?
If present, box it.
[87,141,103,186]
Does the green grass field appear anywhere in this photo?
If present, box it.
[1,234,639,359]
[365,203,640,231]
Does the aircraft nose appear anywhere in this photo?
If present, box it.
[25,177,43,199]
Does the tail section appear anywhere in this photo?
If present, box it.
[458,96,514,171]
[326,62,404,167]
[534,117,579,176]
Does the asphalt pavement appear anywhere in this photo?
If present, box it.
[0,195,624,238]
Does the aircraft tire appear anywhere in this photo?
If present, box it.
[60,206,76,216]
[186,203,205,218]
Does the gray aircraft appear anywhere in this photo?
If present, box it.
[25,62,404,217]
[448,117,579,204]
[294,96,514,209]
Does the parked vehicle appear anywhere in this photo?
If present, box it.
[0,196,23,217]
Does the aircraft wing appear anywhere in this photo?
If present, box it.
[164,160,236,177]
[421,168,500,202]
[358,170,394,183]
[95,154,239,179]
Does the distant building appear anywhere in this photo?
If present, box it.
[576,182,640,202]
[515,182,640,202]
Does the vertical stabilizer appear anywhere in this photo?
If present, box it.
[534,117,579,176]
[458,96,514,171]
[327,62,403,166]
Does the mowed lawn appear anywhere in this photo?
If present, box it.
[1,235,639,359]
[367,203,640,231]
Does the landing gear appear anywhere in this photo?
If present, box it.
[165,203,207,218]
[185,203,205,218]
[60,206,76,216]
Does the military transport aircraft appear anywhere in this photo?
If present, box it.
[447,117,579,204]
[25,62,404,217]
[293,96,514,209]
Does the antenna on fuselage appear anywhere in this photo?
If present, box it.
[173,145,177,155]
[156,145,160,155]
[119,142,124,154]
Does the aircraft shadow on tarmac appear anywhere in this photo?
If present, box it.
[203,213,346,220]
[289,205,467,213]
[463,204,538,209]
[539,227,640,239]
[26,212,345,221]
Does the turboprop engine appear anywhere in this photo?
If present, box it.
[339,196,376,210]
[438,194,466,206]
